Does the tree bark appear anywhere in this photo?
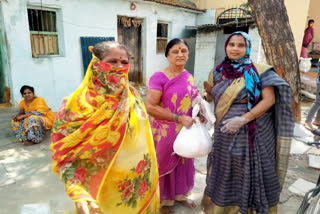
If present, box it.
[248,0,301,121]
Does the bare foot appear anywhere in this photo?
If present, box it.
[304,122,313,130]
[23,141,34,146]
[160,206,175,214]
[179,199,196,209]
[313,120,320,126]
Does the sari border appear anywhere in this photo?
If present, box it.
[201,194,278,214]
[276,136,292,187]
[160,191,192,207]
[137,179,159,214]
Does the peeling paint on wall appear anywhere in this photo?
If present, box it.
[0,3,10,104]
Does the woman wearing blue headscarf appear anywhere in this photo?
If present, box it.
[202,32,294,213]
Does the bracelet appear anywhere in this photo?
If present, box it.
[249,110,256,119]
[173,114,179,122]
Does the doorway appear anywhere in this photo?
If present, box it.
[117,16,143,84]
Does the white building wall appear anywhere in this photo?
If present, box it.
[141,4,199,83]
[193,31,218,83]
[0,0,198,110]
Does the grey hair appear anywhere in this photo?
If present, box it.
[92,41,131,60]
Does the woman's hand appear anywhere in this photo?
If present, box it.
[75,201,100,214]
[16,115,25,121]
[15,114,31,121]
[220,116,249,134]
[203,81,213,102]
[198,114,208,124]
[203,81,212,94]
[178,115,194,128]
[12,115,18,121]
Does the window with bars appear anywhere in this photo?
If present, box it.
[156,22,168,54]
[27,8,59,57]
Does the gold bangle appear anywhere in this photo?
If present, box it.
[249,110,256,119]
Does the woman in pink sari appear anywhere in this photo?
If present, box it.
[145,38,198,214]
[300,19,314,58]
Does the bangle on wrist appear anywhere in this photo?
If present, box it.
[249,110,256,119]
[173,114,179,122]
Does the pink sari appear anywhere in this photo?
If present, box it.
[148,70,198,206]
[301,27,314,58]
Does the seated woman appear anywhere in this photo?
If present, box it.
[50,41,159,214]
[11,85,55,146]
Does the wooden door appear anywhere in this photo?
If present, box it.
[117,16,143,84]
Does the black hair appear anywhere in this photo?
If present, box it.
[308,19,315,26]
[165,38,189,57]
[20,85,34,96]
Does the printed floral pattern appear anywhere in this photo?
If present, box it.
[61,148,116,191]
[116,154,152,209]
[178,94,192,113]
[11,111,45,144]
[150,119,169,143]
[91,61,127,95]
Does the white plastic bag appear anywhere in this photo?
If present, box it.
[192,95,216,129]
[299,57,312,72]
[173,117,213,158]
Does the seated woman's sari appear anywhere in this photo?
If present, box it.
[50,50,159,213]
[11,97,55,143]
[148,71,198,206]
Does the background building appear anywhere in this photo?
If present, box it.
[0,0,206,110]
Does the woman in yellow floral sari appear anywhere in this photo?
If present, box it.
[50,41,159,214]
[11,85,55,146]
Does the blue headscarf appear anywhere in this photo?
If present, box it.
[216,31,261,151]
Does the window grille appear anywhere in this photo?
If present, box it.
[216,8,253,25]
[157,22,168,53]
[27,9,58,57]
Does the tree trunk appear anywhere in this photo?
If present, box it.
[248,0,301,121]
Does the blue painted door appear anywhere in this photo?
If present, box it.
[80,37,114,75]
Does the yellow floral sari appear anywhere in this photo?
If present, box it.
[50,49,159,213]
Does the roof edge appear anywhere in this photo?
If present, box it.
[197,19,255,29]
[142,0,205,13]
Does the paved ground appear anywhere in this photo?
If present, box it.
[0,100,319,214]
